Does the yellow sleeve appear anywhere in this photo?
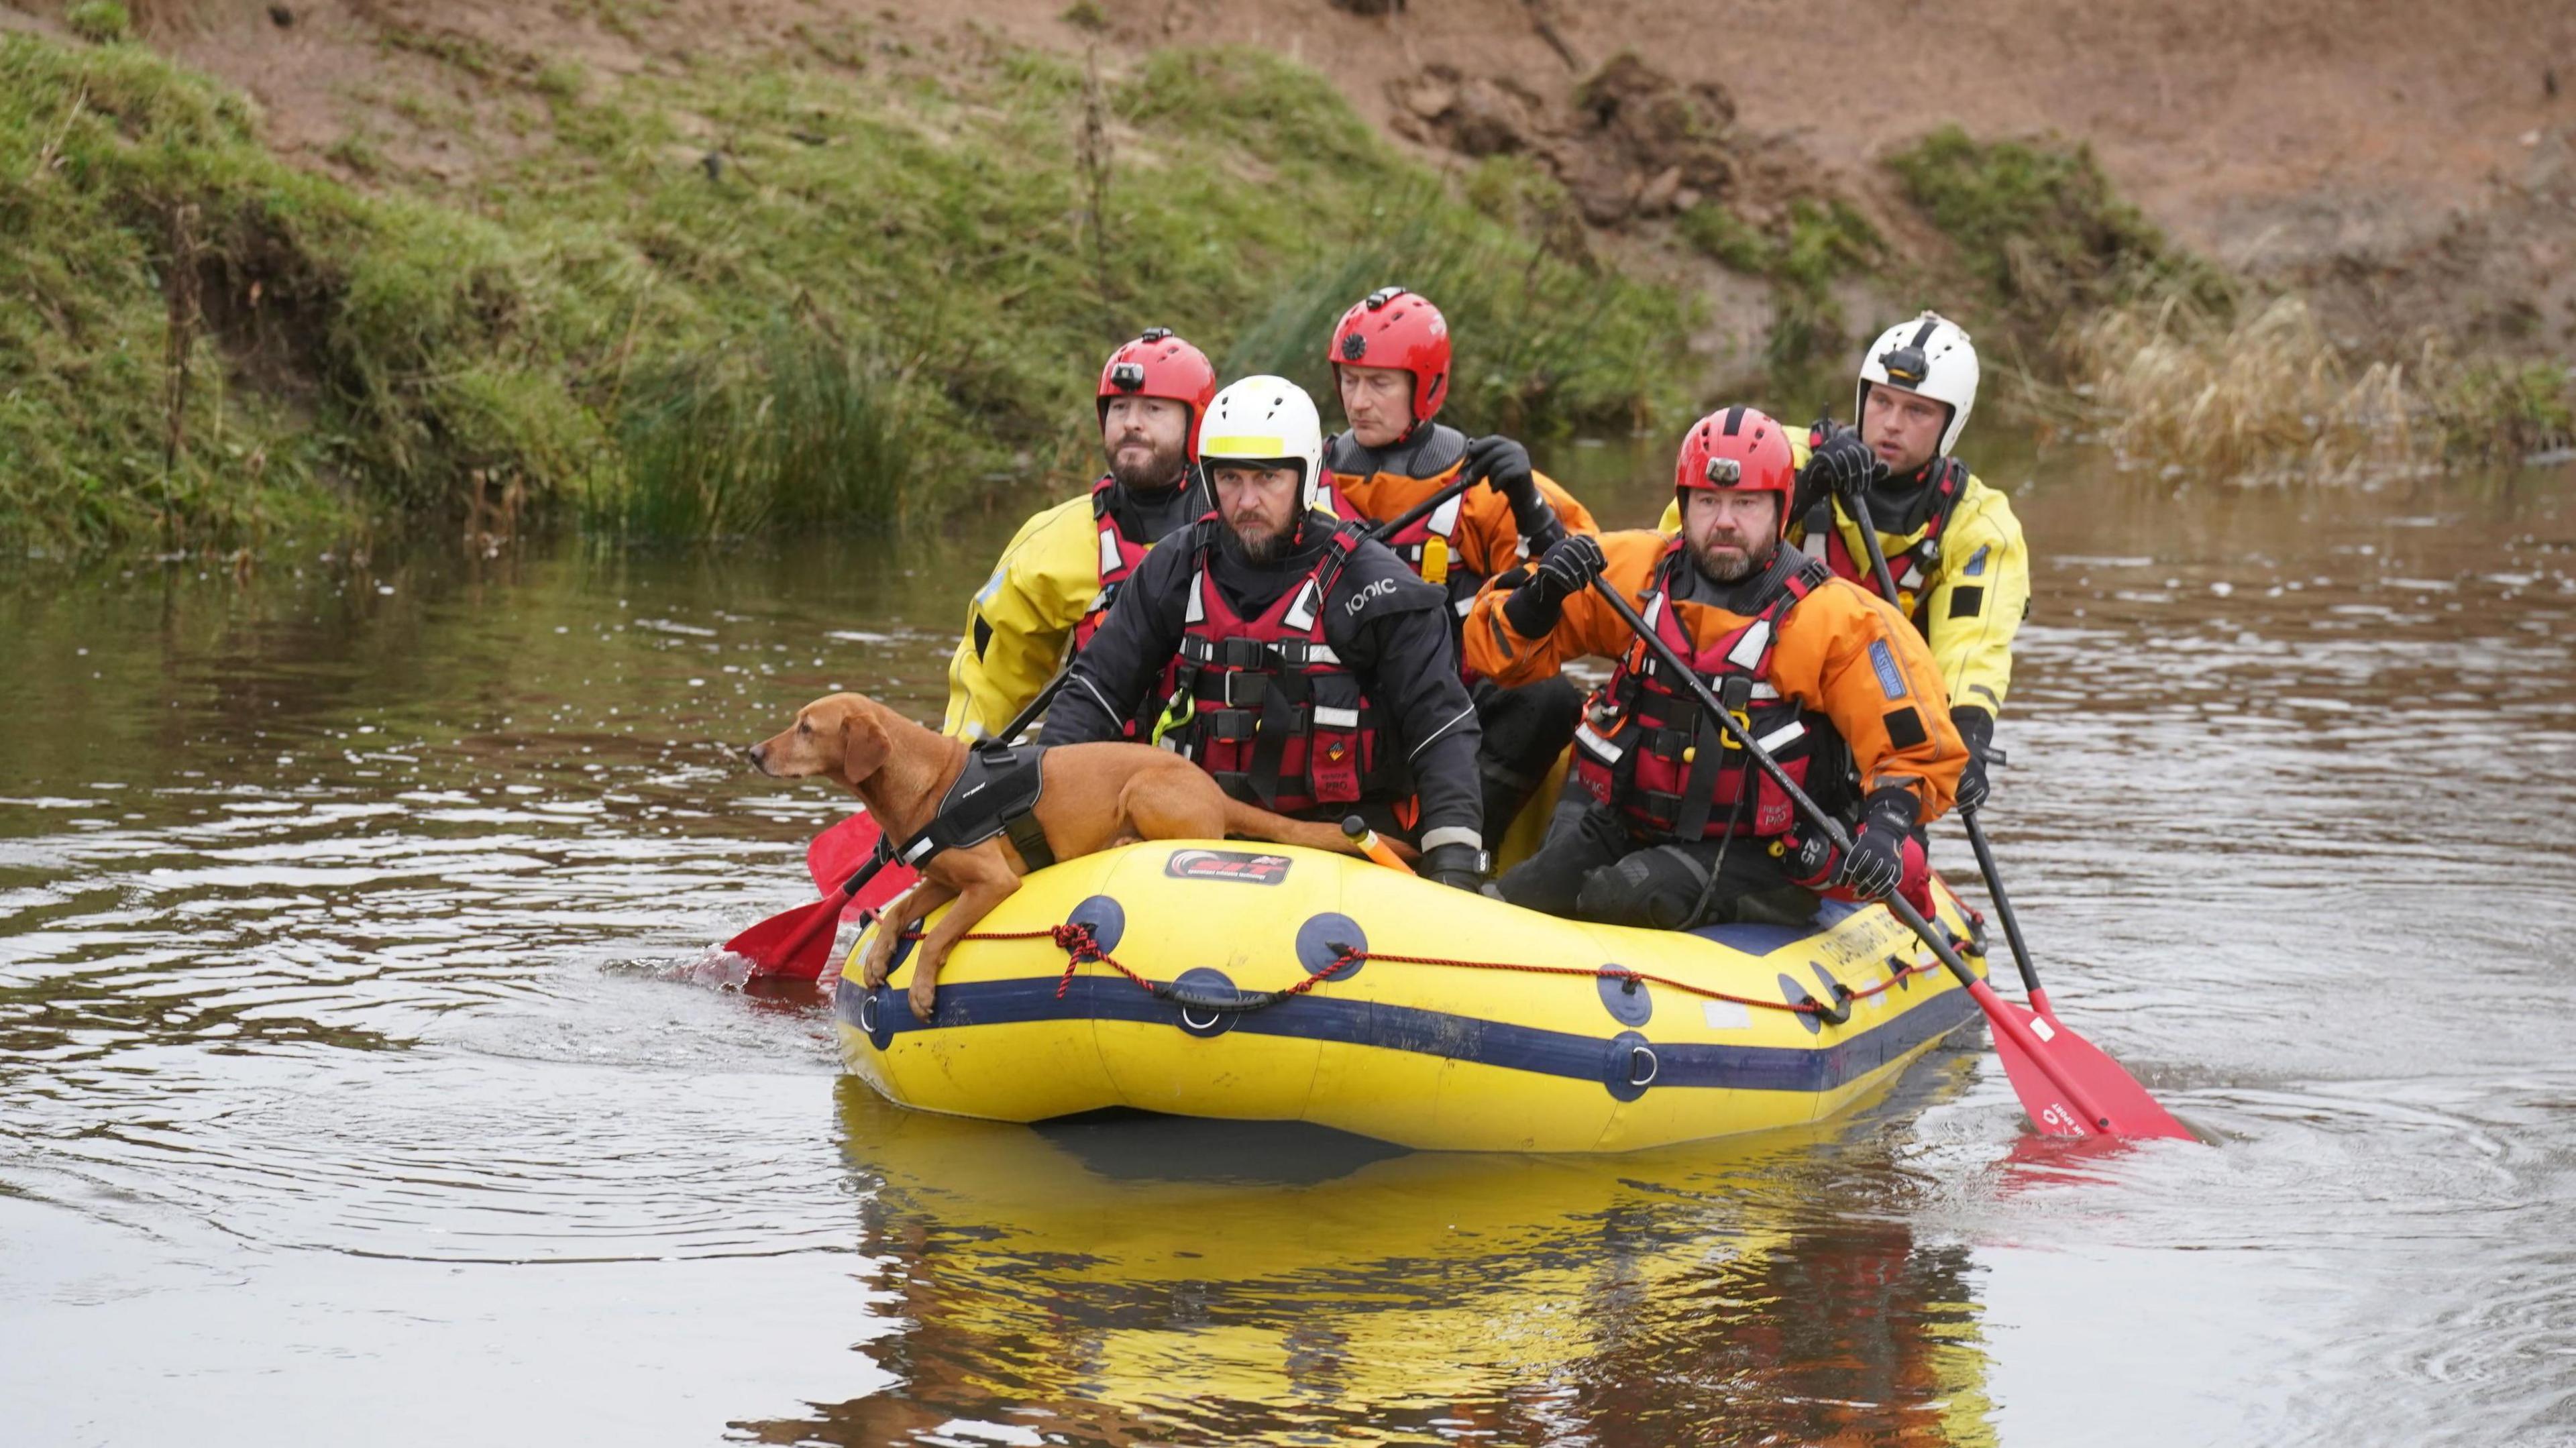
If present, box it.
[940,496,1102,740]
[1915,478,2029,718]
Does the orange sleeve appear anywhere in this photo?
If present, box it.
[1536,472,1599,535]
[1462,530,1669,685]
[1768,579,1966,821]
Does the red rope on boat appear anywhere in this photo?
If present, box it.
[921,922,1948,1017]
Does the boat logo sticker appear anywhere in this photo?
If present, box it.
[1165,848,1293,885]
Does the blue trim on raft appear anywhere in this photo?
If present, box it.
[833,961,1975,1096]
[1687,897,1864,955]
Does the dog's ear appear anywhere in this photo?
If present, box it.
[839,708,892,785]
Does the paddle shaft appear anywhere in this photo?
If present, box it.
[1844,490,2053,1013]
[1364,462,1484,545]
[1843,488,1907,609]
[1586,575,2117,1131]
[1962,807,2047,1009]
[775,850,892,960]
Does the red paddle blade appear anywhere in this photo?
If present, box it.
[724,894,847,982]
[1981,987,2194,1141]
[843,859,916,922]
[806,811,883,894]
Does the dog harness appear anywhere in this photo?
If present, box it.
[892,743,1057,872]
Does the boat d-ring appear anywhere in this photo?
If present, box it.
[1627,1043,1660,1089]
[857,991,878,1036]
[1179,1005,1224,1032]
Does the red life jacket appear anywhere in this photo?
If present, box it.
[1801,449,1968,626]
[1071,474,1153,656]
[1163,520,1395,814]
[1321,456,1487,629]
[1572,541,1838,842]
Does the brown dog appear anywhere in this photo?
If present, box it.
[747,692,1398,1021]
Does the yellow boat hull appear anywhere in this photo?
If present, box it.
[833,840,1986,1152]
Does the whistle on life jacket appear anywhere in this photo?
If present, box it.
[1419,536,1450,587]
[1718,675,1754,752]
[1150,689,1194,748]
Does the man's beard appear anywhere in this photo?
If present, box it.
[1230,512,1293,563]
[1690,534,1774,583]
[1106,437,1187,495]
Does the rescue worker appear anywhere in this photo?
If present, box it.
[1322,286,1602,837]
[942,329,1218,740]
[1466,406,1964,928]
[1784,312,2028,814]
[1041,376,1489,891]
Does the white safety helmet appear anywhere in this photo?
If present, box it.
[1856,311,1980,458]
[1196,374,1328,512]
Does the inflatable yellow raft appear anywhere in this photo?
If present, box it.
[833,840,1988,1152]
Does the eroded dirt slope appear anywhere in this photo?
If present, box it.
[15,0,2575,354]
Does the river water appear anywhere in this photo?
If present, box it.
[2,443,2572,1446]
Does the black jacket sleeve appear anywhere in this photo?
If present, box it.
[1328,545,1485,846]
[1038,538,1192,745]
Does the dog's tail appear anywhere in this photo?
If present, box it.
[1218,798,1419,865]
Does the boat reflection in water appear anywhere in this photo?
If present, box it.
[737,1047,2001,1445]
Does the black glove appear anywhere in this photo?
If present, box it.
[1834,787,1919,901]
[1466,434,1564,552]
[1501,533,1607,637]
[1416,840,1490,893]
[1464,435,1539,507]
[1951,706,1994,814]
[1803,426,1885,502]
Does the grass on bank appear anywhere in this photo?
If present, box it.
[1893,125,2572,481]
[2053,289,2575,483]
[1676,197,1886,374]
[0,34,1699,553]
[1886,124,2231,322]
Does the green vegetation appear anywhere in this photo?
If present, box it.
[2058,287,2576,484]
[1,35,1697,553]
[64,2,128,45]
[1678,198,1883,372]
[1886,125,2230,320]
[2437,358,2575,461]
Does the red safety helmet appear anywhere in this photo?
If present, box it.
[1097,328,1219,460]
[1673,404,1798,539]
[1327,286,1450,425]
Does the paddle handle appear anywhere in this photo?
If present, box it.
[1587,575,2116,1133]
[1340,814,1413,874]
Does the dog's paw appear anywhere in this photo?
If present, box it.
[908,972,938,1023]
[858,939,892,989]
